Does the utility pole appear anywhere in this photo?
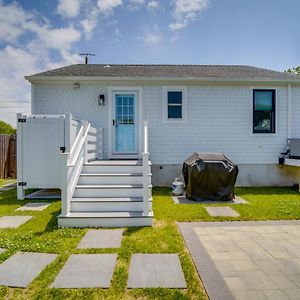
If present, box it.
[79,53,95,64]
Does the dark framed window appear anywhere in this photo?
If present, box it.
[168,91,182,119]
[253,89,275,133]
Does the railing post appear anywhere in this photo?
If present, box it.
[17,113,25,200]
[83,121,89,164]
[142,121,150,216]
[60,153,70,216]
[64,113,72,152]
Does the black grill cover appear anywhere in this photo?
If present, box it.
[182,153,239,201]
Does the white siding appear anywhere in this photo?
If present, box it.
[291,87,300,138]
[33,82,292,165]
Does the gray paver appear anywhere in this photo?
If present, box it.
[0,252,57,287]
[205,206,240,217]
[127,254,186,288]
[178,221,300,300]
[16,202,51,211]
[51,254,117,288]
[77,229,124,249]
[0,216,32,228]
[0,248,6,254]
[172,193,248,205]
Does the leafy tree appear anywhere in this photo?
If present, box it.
[286,66,300,75]
[0,120,16,134]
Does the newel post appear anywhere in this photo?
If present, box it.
[60,153,70,216]
[17,113,25,200]
[142,121,150,216]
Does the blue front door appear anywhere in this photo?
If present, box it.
[114,94,136,153]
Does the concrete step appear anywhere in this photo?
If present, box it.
[57,211,153,227]
[71,197,153,212]
[73,184,149,197]
[78,173,143,185]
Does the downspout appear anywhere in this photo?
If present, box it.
[287,84,292,138]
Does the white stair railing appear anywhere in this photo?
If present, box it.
[142,121,151,216]
[60,120,92,217]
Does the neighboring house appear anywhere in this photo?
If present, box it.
[19,64,300,227]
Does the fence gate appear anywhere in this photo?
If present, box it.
[18,115,65,189]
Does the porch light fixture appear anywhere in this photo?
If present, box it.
[73,83,80,89]
[98,94,105,106]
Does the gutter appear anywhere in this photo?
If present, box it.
[24,75,300,85]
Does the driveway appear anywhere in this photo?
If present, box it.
[178,221,300,300]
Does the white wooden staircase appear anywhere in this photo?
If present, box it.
[57,120,153,228]
[58,160,153,227]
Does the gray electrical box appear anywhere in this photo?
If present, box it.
[287,139,300,158]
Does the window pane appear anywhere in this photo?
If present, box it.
[168,91,182,104]
[168,105,182,119]
[254,91,273,111]
[253,111,273,132]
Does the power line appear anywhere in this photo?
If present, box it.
[0,91,28,102]
[0,106,31,108]
[0,100,30,103]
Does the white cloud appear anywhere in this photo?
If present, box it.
[57,0,82,18]
[80,9,99,40]
[128,0,145,10]
[147,0,159,10]
[0,1,81,126]
[97,0,123,14]
[143,33,161,46]
[169,0,210,30]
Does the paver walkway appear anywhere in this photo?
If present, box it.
[16,202,51,211]
[0,183,16,193]
[179,221,300,300]
[77,229,124,249]
[127,254,187,288]
[0,216,32,228]
[51,254,117,288]
[0,252,57,287]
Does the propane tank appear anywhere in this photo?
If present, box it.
[172,178,183,196]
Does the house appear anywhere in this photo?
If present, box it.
[18,64,300,227]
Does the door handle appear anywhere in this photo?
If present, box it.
[113,119,115,126]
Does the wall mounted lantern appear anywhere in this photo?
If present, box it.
[98,94,105,106]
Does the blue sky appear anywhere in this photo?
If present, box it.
[0,0,300,126]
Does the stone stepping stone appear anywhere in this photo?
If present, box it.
[205,206,240,217]
[77,229,124,249]
[16,202,51,211]
[127,254,187,288]
[0,252,57,288]
[0,216,32,228]
[51,254,117,288]
[0,248,6,254]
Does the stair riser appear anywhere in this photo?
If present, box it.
[82,165,142,173]
[58,217,152,227]
[73,188,144,198]
[71,201,152,212]
[78,176,143,185]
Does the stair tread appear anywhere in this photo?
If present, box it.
[85,160,142,166]
[72,197,153,202]
[63,211,153,218]
[76,184,143,188]
[80,173,143,177]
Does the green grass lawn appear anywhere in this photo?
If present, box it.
[0,186,300,299]
[0,179,15,187]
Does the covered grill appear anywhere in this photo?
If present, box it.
[182,153,239,201]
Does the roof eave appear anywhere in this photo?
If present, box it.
[24,75,300,84]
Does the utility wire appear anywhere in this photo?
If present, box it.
[0,91,28,102]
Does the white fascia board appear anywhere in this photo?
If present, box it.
[24,75,300,85]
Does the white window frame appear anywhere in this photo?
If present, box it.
[163,86,187,123]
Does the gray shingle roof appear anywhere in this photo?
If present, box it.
[26,64,300,81]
